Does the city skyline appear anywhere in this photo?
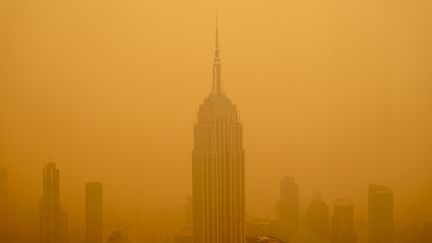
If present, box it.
[2,9,431,219]
[2,162,428,243]
[1,1,432,242]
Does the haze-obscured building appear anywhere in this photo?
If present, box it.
[185,195,192,233]
[246,235,286,243]
[331,199,356,243]
[368,184,394,243]
[306,191,329,238]
[246,219,280,239]
[399,221,432,243]
[86,182,103,243]
[40,162,68,243]
[279,177,299,243]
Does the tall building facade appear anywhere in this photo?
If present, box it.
[368,184,394,243]
[331,199,356,243]
[0,169,7,243]
[279,177,299,242]
[40,163,68,243]
[86,182,103,243]
[192,25,245,243]
[306,192,329,238]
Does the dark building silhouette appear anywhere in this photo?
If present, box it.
[279,177,299,242]
[331,199,356,243]
[306,191,329,238]
[40,162,68,243]
[192,23,245,243]
[0,169,7,243]
[86,182,103,243]
[368,184,394,243]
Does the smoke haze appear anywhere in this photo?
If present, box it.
[1,0,431,242]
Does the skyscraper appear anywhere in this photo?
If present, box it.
[40,162,68,243]
[86,182,103,243]
[0,169,7,243]
[331,199,356,243]
[368,184,394,243]
[192,23,245,243]
[306,191,329,238]
[279,177,299,242]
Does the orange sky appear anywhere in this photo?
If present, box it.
[1,0,432,240]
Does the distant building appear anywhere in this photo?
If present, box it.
[174,197,193,243]
[246,235,286,243]
[368,184,394,243]
[86,182,103,243]
[246,219,280,239]
[399,223,418,243]
[399,221,432,243]
[0,169,7,243]
[331,199,356,243]
[185,195,192,232]
[40,162,68,243]
[279,177,299,242]
[306,192,329,238]
[107,230,128,243]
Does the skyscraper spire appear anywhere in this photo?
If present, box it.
[215,14,220,58]
[193,19,245,243]
[212,15,224,96]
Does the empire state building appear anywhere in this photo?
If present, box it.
[192,25,245,243]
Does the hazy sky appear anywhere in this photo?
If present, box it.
[1,0,432,240]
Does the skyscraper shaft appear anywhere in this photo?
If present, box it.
[279,177,300,243]
[192,24,245,243]
[332,199,357,243]
[368,184,394,243]
[86,182,103,243]
[40,163,68,243]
